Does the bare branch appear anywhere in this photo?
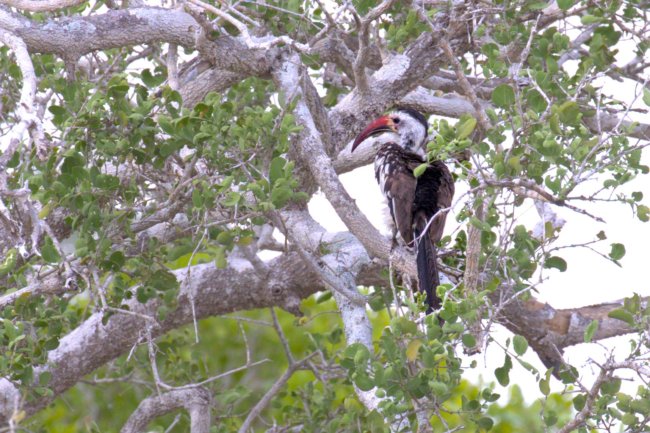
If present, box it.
[0,29,39,167]
[1,0,85,11]
[120,387,212,433]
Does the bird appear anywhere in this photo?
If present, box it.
[351,108,454,314]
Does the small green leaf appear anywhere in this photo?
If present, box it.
[573,394,586,410]
[192,188,203,208]
[558,101,581,124]
[601,378,621,395]
[581,14,602,24]
[271,185,293,208]
[214,247,227,269]
[413,163,428,178]
[494,355,512,386]
[477,416,494,430]
[44,337,60,350]
[456,116,477,139]
[513,335,528,356]
[539,372,551,396]
[557,0,575,10]
[643,88,650,107]
[103,251,125,272]
[429,381,448,397]
[223,192,241,207]
[406,339,423,361]
[584,319,599,343]
[345,343,370,365]
[462,333,477,349]
[216,231,234,246]
[608,308,635,325]
[269,157,286,186]
[545,256,567,272]
[41,237,61,264]
[492,84,516,109]
[544,411,558,426]
[622,413,638,425]
[353,371,375,391]
[609,243,626,260]
[637,205,649,222]
[494,366,510,386]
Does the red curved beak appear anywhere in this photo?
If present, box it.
[351,116,396,152]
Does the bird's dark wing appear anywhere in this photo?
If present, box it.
[411,160,454,243]
[375,144,417,245]
[386,170,417,245]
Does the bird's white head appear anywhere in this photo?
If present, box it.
[351,108,429,158]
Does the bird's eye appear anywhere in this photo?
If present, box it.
[393,118,400,124]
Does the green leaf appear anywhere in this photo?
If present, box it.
[581,14,602,25]
[494,355,512,386]
[216,231,234,246]
[573,394,586,410]
[429,381,448,397]
[0,249,17,277]
[462,333,477,349]
[192,188,203,208]
[406,339,423,361]
[494,366,510,386]
[413,163,428,178]
[492,84,515,109]
[477,417,494,430]
[222,192,241,207]
[609,243,626,260]
[141,68,165,87]
[345,343,370,365]
[637,205,649,222]
[544,410,558,426]
[601,378,621,395]
[103,251,125,272]
[643,88,650,107]
[41,237,61,264]
[148,268,178,291]
[353,371,375,391]
[545,256,567,272]
[513,335,528,356]
[558,101,580,124]
[539,369,551,395]
[271,185,293,208]
[608,308,635,325]
[557,0,575,10]
[584,319,599,343]
[391,316,417,335]
[622,413,638,425]
[214,247,227,269]
[269,157,286,186]
[456,116,477,139]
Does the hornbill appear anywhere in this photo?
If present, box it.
[351,108,454,314]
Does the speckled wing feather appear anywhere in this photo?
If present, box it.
[374,143,417,245]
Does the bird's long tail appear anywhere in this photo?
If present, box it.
[413,217,441,315]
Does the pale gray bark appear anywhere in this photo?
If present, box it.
[120,387,211,433]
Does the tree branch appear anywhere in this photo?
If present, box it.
[1,0,85,12]
[237,353,316,433]
[120,387,212,433]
